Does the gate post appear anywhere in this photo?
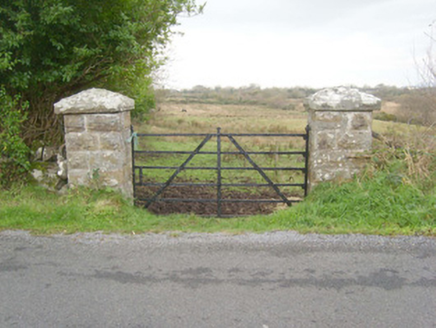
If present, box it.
[305,87,381,191]
[54,88,134,199]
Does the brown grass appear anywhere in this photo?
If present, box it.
[371,123,436,183]
[146,103,307,131]
[380,101,401,115]
[137,103,308,149]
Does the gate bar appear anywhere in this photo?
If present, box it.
[135,182,305,188]
[139,198,301,204]
[130,126,137,200]
[217,127,222,217]
[135,166,305,171]
[143,134,213,208]
[134,150,306,155]
[136,132,306,137]
[304,125,310,197]
[227,135,292,207]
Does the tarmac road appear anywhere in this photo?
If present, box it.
[0,230,435,328]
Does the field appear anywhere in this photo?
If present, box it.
[132,101,407,217]
[1,99,435,235]
[139,100,413,137]
[138,102,308,134]
[133,103,309,216]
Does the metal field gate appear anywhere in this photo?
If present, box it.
[131,127,309,217]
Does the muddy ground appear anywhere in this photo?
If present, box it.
[135,183,303,217]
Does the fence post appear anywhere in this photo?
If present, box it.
[54,88,135,199]
[305,87,381,191]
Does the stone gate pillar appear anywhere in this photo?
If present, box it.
[54,88,134,198]
[305,87,381,190]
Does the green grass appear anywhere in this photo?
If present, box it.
[2,102,434,236]
[269,174,436,235]
[1,168,435,236]
[134,134,307,196]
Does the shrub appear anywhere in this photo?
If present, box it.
[369,125,436,191]
[395,90,436,126]
[0,87,30,188]
[0,0,202,144]
[374,111,397,122]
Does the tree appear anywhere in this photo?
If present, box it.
[407,23,436,126]
[0,0,203,143]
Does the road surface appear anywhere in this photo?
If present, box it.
[0,230,435,327]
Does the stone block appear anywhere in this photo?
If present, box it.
[99,133,125,151]
[100,151,124,171]
[121,111,132,129]
[310,111,348,132]
[86,113,122,132]
[67,169,89,186]
[54,88,134,115]
[305,86,381,111]
[311,151,346,163]
[88,152,100,169]
[67,151,89,170]
[64,115,85,133]
[65,133,100,152]
[337,131,372,150]
[86,151,124,172]
[316,131,336,150]
[311,164,354,182]
[351,113,371,130]
[98,170,125,188]
[315,111,342,123]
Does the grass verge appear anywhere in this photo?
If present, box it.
[1,104,434,236]
[1,168,434,236]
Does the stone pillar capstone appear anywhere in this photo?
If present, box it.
[305,87,381,190]
[54,88,134,198]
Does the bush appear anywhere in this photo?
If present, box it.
[374,111,397,122]
[0,0,202,143]
[369,126,436,191]
[395,90,436,126]
[0,87,30,188]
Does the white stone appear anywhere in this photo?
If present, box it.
[57,154,68,180]
[54,88,134,115]
[305,86,381,110]
[31,169,43,181]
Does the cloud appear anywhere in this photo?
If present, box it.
[164,0,436,89]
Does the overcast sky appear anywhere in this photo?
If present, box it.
[162,0,436,89]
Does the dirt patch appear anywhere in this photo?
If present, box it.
[135,182,302,217]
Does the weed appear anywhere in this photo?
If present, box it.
[371,124,436,189]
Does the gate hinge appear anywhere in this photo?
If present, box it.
[127,132,139,150]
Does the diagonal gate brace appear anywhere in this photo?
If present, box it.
[227,135,292,207]
[143,134,213,208]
